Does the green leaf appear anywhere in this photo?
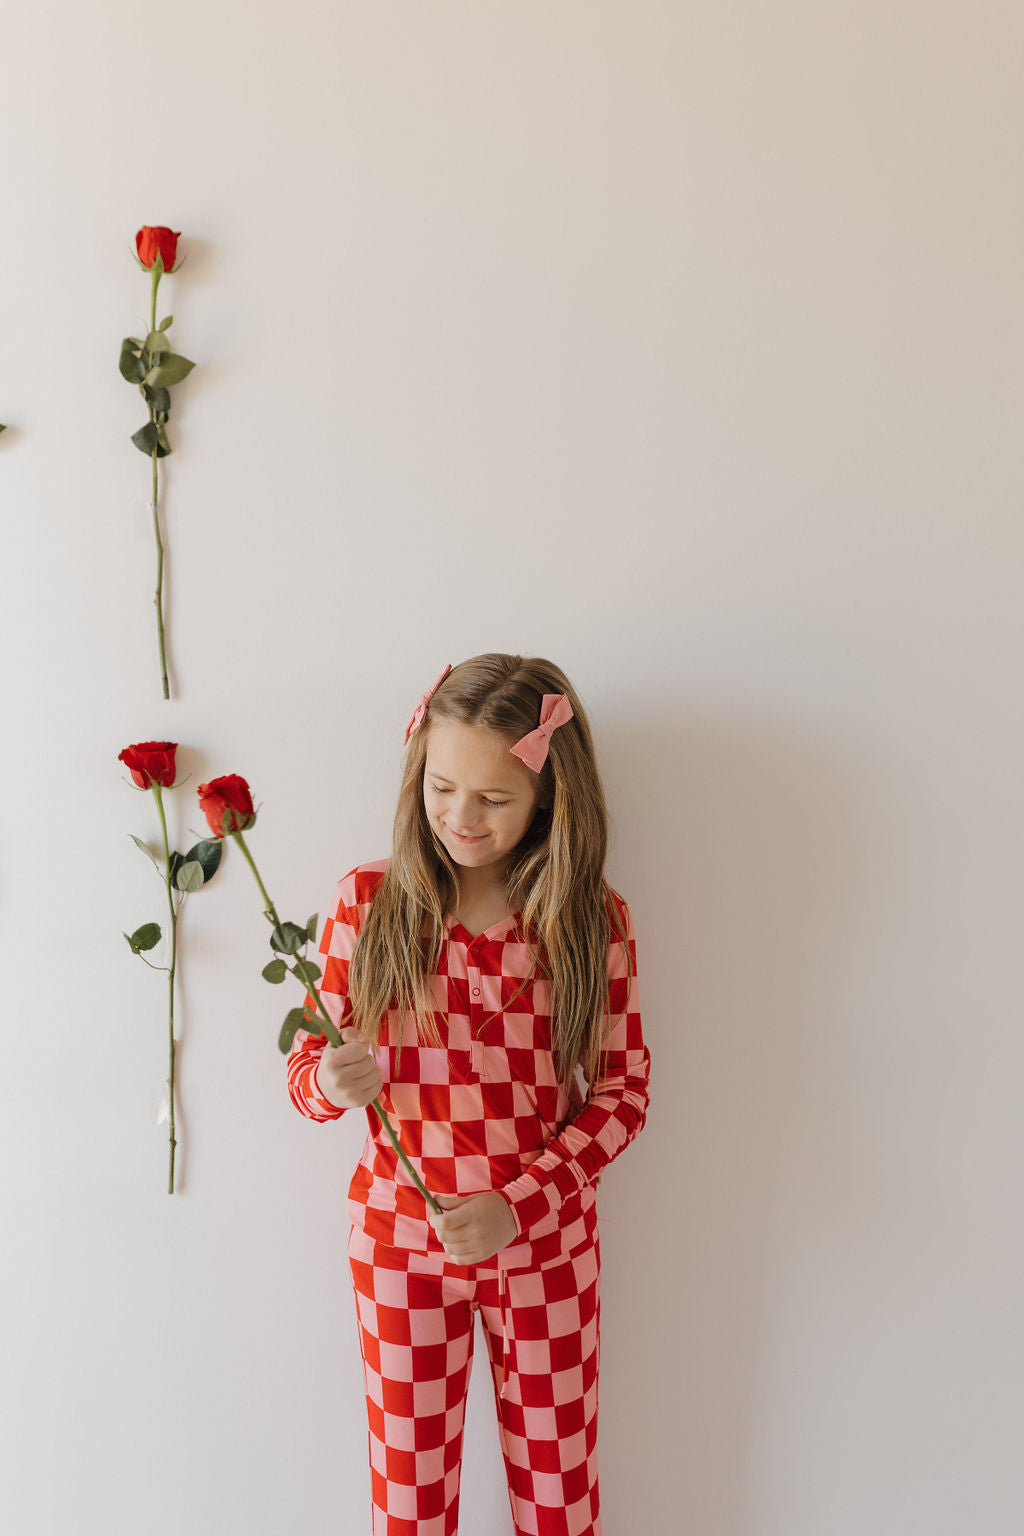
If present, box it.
[278,1006,312,1054]
[128,833,159,870]
[125,922,161,954]
[174,860,204,893]
[0,424,6,434]
[146,329,171,356]
[262,959,288,984]
[119,341,146,383]
[182,839,222,882]
[145,353,195,388]
[131,421,170,458]
[126,337,144,349]
[155,425,172,454]
[306,913,319,943]
[158,315,173,331]
[142,384,172,413]
[269,921,308,956]
[292,958,322,989]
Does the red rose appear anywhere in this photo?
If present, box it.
[197,775,256,837]
[119,740,178,789]
[135,226,181,272]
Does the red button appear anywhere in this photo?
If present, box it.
[472,987,481,997]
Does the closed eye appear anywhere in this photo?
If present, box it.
[429,783,512,808]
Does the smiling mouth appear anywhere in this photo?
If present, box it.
[450,830,487,843]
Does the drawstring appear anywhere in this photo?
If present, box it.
[497,1260,511,1399]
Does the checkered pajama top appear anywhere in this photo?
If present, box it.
[287,861,651,1262]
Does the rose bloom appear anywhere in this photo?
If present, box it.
[197,775,256,837]
[135,226,181,272]
[119,740,178,789]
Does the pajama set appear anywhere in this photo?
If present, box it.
[288,861,650,1536]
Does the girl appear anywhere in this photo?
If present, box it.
[288,653,650,1536]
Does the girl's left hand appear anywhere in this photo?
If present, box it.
[430,1192,517,1266]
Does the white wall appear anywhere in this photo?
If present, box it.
[3,3,1022,1532]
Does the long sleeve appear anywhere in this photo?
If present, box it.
[286,871,363,1122]
[499,896,651,1237]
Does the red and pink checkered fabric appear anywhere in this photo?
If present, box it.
[287,861,650,1259]
[349,1223,602,1536]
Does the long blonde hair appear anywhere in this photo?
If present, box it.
[348,653,628,1091]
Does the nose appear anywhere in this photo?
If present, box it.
[449,793,480,832]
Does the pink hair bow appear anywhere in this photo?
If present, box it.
[509,693,574,772]
[404,664,452,743]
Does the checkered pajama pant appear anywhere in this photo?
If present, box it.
[348,1225,602,1536]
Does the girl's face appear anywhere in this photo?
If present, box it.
[424,720,542,877]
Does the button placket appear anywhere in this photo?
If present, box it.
[468,951,483,1010]
[466,939,487,1074]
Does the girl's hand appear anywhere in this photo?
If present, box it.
[314,1026,383,1110]
[429,1192,517,1266]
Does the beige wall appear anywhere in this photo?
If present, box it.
[3,3,1022,1532]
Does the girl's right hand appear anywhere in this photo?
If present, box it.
[314,1027,383,1110]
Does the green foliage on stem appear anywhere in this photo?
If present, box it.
[131,421,170,457]
[129,833,160,869]
[125,922,161,954]
[292,957,322,989]
[145,353,195,388]
[168,839,222,891]
[269,921,308,955]
[186,839,223,881]
[146,330,171,356]
[262,959,288,984]
[158,315,173,330]
[279,1006,315,1054]
[174,860,204,893]
[142,383,172,414]
[306,913,319,942]
[119,340,146,383]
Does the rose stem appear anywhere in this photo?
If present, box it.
[149,261,169,701]
[152,784,178,1193]
[230,828,441,1215]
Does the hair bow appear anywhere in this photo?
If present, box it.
[509,693,574,772]
[404,664,452,743]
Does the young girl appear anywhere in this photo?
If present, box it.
[288,653,650,1536]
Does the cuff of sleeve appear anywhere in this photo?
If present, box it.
[500,1156,583,1237]
[300,1059,346,1122]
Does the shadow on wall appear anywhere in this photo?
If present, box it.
[596,711,883,1536]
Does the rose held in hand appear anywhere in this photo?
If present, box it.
[210,775,442,1215]
[315,1027,384,1111]
[135,226,181,272]
[198,775,256,837]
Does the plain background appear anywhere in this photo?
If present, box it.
[2,3,1022,1533]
